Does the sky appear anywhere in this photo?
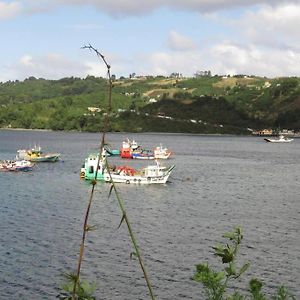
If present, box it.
[0,0,300,82]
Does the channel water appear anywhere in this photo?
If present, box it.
[0,130,299,299]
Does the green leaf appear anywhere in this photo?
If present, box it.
[130,252,138,259]
[237,263,250,277]
[85,224,98,232]
[117,213,126,229]
[108,184,113,198]
[223,232,237,240]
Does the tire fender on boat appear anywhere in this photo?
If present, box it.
[126,180,130,184]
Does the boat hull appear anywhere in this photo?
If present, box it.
[26,154,60,162]
[104,165,175,184]
[264,138,293,143]
[0,160,34,172]
[17,148,60,162]
[104,173,170,184]
[132,154,155,160]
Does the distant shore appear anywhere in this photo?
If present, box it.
[1,127,300,138]
[0,127,53,132]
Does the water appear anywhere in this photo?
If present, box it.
[0,129,299,299]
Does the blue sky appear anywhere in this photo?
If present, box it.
[1,0,300,82]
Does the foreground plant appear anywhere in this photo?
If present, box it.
[58,45,155,300]
[58,273,96,300]
[193,227,295,300]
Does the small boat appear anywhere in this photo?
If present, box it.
[103,144,120,156]
[264,135,294,143]
[82,153,175,184]
[132,149,155,160]
[0,160,34,172]
[120,138,140,159]
[153,144,172,159]
[16,146,60,162]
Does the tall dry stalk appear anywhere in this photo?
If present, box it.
[71,44,155,300]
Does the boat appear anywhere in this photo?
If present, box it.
[104,162,175,184]
[103,144,120,156]
[82,153,175,184]
[264,135,294,143]
[16,146,60,162]
[153,144,172,159]
[0,160,34,172]
[120,138,140,159]
[132,149,155,160]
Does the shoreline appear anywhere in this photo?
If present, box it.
[1,127,300,138]
[0,127,246,136]
[0,127,53,132]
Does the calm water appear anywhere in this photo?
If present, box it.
[0,129,299,299]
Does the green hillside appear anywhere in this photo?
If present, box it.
[0,75,299,134]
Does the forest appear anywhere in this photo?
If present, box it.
[0,75,299,134]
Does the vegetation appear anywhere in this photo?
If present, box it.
[193,227,295,300]
[59,46,155,300]
[0,75,299,133]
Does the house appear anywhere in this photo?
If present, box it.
[253,129,273,136]
[87,107,101,113]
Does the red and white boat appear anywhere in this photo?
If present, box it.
[0,160,34,172]
[120,138,140,158]
[153,144,172,159]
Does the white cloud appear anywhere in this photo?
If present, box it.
[62,0,300,15]
[130,51,204,77]
[0,1,22,20]
[1,0,297,20]
[137,40,300,78]
[240,3,300,50]
[0,51,128,82]
[209,41,300,77]
[0,53,89,81]
[20,55,34,67]
[167,31,197,51]
[1,41,299,82]
[1,1,300,79]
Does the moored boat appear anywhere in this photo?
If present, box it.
[104,162,175,184]
[264,135,293,143]
[16,146,60,162]
[120,139,137,158]
[81,153,175,184]
[132,149,155,160]
[153,144,172,159]
[0,159,34,172]
[103,144,120,156]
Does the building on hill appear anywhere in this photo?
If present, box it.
[88,107,101,113]
[252,129,273,136]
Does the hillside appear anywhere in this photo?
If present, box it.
[0,75,299,134]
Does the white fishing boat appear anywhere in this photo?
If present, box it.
[82,153,175,184]
[264,135,293,143]
[153,144,172,159]
[104,161,175,184]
